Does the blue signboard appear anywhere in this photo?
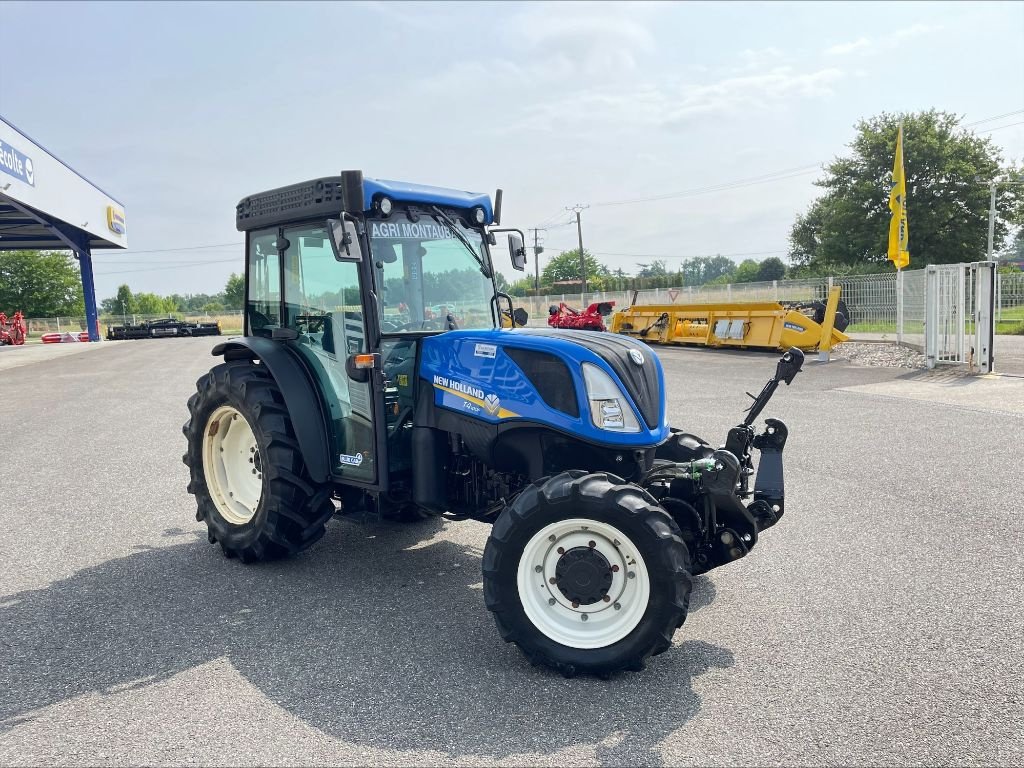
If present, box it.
[0,139,34,187]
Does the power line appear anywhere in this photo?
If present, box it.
[91,242,242,257]
[94,258,239,276]
[964,109,1024,127]
[589,164,822,208]
[980,120,1024,134]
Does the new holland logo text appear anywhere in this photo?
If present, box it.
[433,374,483,400]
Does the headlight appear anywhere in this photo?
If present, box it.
[582,363,641,432]
[377,196,393,216]
[471,206,486,225]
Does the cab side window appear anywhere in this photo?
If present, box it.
[246,230,281,336]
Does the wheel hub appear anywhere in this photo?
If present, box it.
[554,546,613,605]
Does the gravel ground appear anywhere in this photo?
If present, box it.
[834,341,928,369]
[1,338,1022,766]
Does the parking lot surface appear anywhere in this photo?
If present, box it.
[1,338,1022,766]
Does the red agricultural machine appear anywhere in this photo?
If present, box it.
[547,301,616,332]
[0,311,27,346]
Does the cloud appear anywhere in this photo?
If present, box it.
[514,4,659,78]
[735,47,788,72]
[824,23,939,56]
[825,37,872,56]
[511,66,845,134]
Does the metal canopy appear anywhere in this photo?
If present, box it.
[1,115,127,341]
[0,196,121,252]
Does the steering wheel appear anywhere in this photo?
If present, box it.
[384,317,452,332]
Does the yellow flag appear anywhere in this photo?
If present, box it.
[888,125,910,270]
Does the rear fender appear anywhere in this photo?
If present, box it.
[212,337,331,483]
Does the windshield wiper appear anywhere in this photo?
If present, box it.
[430,206,491,278]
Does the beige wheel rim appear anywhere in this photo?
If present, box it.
[202,405,263,525]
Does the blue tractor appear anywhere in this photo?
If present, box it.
[183,172,803,676]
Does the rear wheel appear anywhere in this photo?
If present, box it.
[483,471,692,676]
[183,360,334,562]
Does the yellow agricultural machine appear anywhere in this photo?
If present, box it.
[611,286,850,353]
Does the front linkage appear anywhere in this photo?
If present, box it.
[643,347,804,575]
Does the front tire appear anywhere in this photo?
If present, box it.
[482,471,692,676]
[183,360,334,562]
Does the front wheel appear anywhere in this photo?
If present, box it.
[482,472,692,676]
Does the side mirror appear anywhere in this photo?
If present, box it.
[329,217,363,261]
[508,233,527,271]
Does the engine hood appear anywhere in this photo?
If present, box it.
[418,328,667,447]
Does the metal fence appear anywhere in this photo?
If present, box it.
[20,269,1024,339]
[997,271,1024,322]
[514,273,905,329]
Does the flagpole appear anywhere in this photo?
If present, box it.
[897,267,904,344]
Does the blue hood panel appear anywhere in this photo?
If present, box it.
[419,329,668,448]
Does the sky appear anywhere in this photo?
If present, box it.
[1,0,1022,301]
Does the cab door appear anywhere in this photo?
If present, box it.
[247,222,383,486]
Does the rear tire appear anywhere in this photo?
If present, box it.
[482,471,692,676]
[183,360,334,562]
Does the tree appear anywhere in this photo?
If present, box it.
[114,284,135,314]
[134,292,176,315]
[541,249,607,289]
[790,110,1024,269]
[733,259,761,283]
[756,257,787,282]
[0,250,84,317]
[223,273,245,310]
[679,255,736,286]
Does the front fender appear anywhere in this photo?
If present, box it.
[212,337,331,483]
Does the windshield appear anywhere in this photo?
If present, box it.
[368,211,496,332]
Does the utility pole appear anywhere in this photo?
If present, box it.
[979,178,1023,261]
[987,181,997,262]
[566,204,590,295]
[528,228,545,295]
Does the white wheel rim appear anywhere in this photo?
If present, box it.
[202,405,263,525]
[517,518,650,650]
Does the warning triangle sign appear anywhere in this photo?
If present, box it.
[668,289,680,303]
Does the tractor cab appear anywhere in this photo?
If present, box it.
[234,172,527,493]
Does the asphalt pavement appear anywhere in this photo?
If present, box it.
[0,337,1021,766]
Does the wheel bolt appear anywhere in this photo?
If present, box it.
[580,614,588,622]
[603,595,611,602]
[614,603,621,610]
[549,577,556,585]
[611,565,619,572]
[627,571,635,579]
[613,539,620,546]
[534,565,542,573]
[548,535,556,542]
[572,601,579,608]
[588,540,596,548]
[252,469,256,475]
[557,547,565,555]
[548,598,556,606]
